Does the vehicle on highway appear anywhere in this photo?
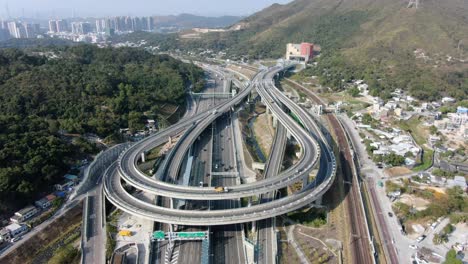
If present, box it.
[388,212,393,217]
[409,244,418,249]
[214,186,229,193]
[199,181,204,187]
[118,230,132,237]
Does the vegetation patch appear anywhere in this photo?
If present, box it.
[288,208,327,228]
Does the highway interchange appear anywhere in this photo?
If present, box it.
[98,63,338,264]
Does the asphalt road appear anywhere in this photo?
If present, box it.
[211,114,246,264]
[103,65,336,225]
[257,123,287,264]
[176,71,226,264]
[156,70,225,264]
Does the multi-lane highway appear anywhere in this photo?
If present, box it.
[103,65,336,227]
[257,123,287,264]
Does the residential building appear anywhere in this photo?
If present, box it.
[441,97,456,104]
[286,42,314,62]
[10,206,38,223]
[457,106,468,115]
[448,176,467,190]
[132,17,143,31]
[35,198,51,209]
[0,27,9,41]
[0,223,28,241]
[144,16,154,31]
[23,23,40,38]
[7,21,22,38]
[54,181,75,191]
[55,20,68,33]
[95,20,102,33]
[71,22,92,35]
[48,20,58,32]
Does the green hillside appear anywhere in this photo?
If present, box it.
[225,0,468,100]
[114,0,467,99]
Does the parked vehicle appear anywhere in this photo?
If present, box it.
[416,235,426,243]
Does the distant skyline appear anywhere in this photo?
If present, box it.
[0,0,293,19]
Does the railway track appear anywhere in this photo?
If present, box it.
[283,78,374,264]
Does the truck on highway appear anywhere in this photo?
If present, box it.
[214,186,229,193]
[118,230,132,237]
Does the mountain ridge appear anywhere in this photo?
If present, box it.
[224,0,468,100]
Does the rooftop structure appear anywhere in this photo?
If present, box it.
[286,42,314,62]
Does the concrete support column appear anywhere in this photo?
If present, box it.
[302,175,308,189]
[314,195,323,206]
[272,115,278,128]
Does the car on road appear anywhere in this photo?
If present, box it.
[409,245,418,249]
[388,212,393,217]
[10,237,21,243]
[416,235,426,243]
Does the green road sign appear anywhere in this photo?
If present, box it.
[178,232,206,238]
[153,231,165,240]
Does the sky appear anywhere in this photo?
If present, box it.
[0,0,293,18]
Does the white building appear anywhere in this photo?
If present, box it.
[448,176,467,189]
[0,223,28,241]
[10,205,39,223]
[441,97,456,104]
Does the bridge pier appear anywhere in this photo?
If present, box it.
[314,196,323,206]
[302,175,308,188]
[272,115,278,128]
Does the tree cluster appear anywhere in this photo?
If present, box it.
[0,45,205,215]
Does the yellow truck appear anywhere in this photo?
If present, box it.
[118,230,132,237]
[214,186,229,193]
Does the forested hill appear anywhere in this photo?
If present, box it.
[0,46,205,215]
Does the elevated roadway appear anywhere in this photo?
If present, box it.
[104,65,336,226]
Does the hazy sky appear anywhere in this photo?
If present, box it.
[0,0,293,18]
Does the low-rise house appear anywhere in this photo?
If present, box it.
[46,194,57,203]
[430,175,446,185]
[64,174,79,182]
[0,223,28,241]
[429,136,441,147]
[54,181,75,191]
[441,97,456,104]
[448,176,467,190]
[389,143,420,157]
[10,206,38,223]
[34,194,57,209]
[35,198,51,209]
[146,119,156,130]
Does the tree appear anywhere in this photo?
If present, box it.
[443,223,455,234]
[429,125,438,135]
[384,153,406,166]
[444,249,462,264]
[348,86,360,97]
